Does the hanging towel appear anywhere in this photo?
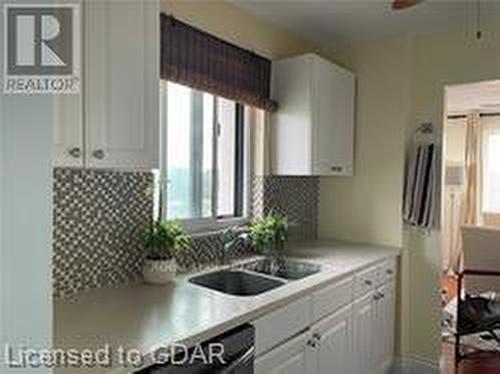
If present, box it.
[403,143,437,229]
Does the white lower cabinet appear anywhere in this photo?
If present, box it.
[353,284,396,372]
[253,259,397,374]
[255,332,312,374]
[375,282,396,371]
[311,304,353,374]
[353,276,396,374]
[353,291,377,373]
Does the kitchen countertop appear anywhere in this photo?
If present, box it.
[53,240,400,374]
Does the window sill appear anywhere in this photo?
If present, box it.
[181,217,250,238]
[483,212,500,228]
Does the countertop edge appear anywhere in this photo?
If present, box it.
[133,245,400,372]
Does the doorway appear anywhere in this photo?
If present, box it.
[441,80,500,373]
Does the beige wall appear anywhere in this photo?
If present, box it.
[160,0,500,365]
[445,118,466,164]
[320,24,500,364]
[409,26,500,363]
[159,0,320,176]
[319,38,411,248]
[160,0,315,60]
[320,37,414,360]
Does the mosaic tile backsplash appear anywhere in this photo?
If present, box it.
[53,169,319,299]
[253,176,319,241]
[53,168,154,298]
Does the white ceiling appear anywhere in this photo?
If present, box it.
[447,80,500,114]
[232,0,500,49]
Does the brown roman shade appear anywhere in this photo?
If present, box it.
[160,14,278,112]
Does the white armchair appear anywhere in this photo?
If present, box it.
[461,225,500,294]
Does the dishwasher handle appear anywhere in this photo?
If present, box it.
[219,346,255,374]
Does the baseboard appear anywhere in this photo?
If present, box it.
[378,359,394,374]
[389,356,440,374]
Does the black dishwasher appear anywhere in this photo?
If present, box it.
[138,324,254,374]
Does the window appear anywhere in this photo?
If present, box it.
[159,81,250,231]
[483,130,500,213]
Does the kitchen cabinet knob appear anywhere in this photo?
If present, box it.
[68,147,82,158]
[92,149,105,160]
[307,338,318,348]
[330,165,343,172]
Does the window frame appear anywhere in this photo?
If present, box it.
[159,81,252,235]
[482,124,500,215]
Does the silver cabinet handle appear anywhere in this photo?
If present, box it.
[68,147,82,158]
[92,149,105,160]
[219,346,254,374]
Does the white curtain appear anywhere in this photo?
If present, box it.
[444,178,463,273]
[462,111,483,226]
[446,111,483,273]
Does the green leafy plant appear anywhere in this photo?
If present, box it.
[143,220,191,260]
[249,212,288,253]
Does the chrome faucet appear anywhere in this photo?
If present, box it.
[221,226,251,265]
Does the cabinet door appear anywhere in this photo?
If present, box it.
[53,95,83,167]
[353,292,376,373]
[255,331,313,374]
[376,282,396,370]
[271,55,313,175]
[312,56,355,176]
[85,0,159,169]
[53,0,83,168]
[311,303,353,374]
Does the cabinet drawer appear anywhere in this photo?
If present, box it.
[354,266,378,298]
[254,296,312,356]
[379,259,397,285]
[312,276,353,322]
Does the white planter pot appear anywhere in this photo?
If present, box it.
[142,258,177,285]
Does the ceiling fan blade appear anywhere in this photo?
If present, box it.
[392,0,423,10]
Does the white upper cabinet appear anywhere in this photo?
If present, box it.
[85,0,159,169]
[271,53,355,176]
[53,0,159,169]
[53,0,84,167]
[54,94,84,167]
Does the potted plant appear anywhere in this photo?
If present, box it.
[249,212,288,255]
[142,220,191,284]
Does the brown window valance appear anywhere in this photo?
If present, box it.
[160,14,278,112]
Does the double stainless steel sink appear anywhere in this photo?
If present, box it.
[189,257,322,296]
[241,257,322,280]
